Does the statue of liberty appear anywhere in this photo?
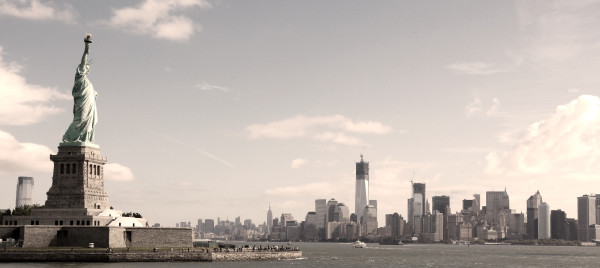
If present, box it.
[62,34,98,146]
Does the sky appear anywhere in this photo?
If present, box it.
[2,0,600,227]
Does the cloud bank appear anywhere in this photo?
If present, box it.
[0,0,76,22]
[0,46,70,126]
[486,95,600,178]
[108,0,211,41]
[0,130,53,177]
[104,163,136,182]
[245,115,392,145]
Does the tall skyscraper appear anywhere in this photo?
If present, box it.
[363,205,377,235]
[197,218,204,233]
[335,203,350,223]
[538,202,550,239]
[204,219,215,233]
[369,200,377,209]
[527,190,542,239]
[486,189,510,213]
[432,195,450,214]
[327,198,339,222]
[577,194,597,242]
[432,195,450,241]
[304,212,319,241]
[280,213,294,227]
[551,209,566,240]
[385,213,404,240]
[267,204,273,234]
[15,176,34,207]
[355,155,369,223]
[412,183,426,234]
[315,199,327,228]
[473,194,481,213]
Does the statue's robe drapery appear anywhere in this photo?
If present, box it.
[62,64,97,143]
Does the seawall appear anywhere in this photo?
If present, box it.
[0,250,302,262]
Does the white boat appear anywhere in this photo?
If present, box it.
[353,240,367,248]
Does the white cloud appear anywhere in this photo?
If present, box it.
[245,115,392,145]
[290,158,308,168]
[195,82,230,92]
[0,46,70,126]
[0,130,53,176]
[108,0,211,41]
[447,62,505,75]
[568,88,580,94]
[465,97,500,117]
[103,163,136,182]
[486,95,600,176]
[0,0,76,22]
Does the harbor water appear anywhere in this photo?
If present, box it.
[2,242,600,267]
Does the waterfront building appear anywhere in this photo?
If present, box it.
[486,189,510,238]
[550,209,566,240]
[526,190,542,239]
[577,194,597,242]
[385,213,404,240]
[15,177,35,208]
[363,205,378,235]
[315,199,327,228]
[355,155,369,223]
[326,221,344,240]
[423,211,443,242]
[286,225,300,241]
[447,214,460,241]
[458,223,473,241]
[432,195,450,241]
[486,189,510,214]
[267,204,273,234]
[326,198,339,222]
[565,218,578,241]
[335,203,350,223]
[304,212,319,241]
[508,212,526,238]
[538,202,550,239]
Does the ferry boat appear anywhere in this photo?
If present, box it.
[353,240,367,248]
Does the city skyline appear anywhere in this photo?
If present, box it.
[2,1,600,225]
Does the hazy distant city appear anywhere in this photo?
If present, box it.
[144,155,596,244]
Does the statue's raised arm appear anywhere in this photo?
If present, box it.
[81,34,91,66]
[61,33,99,147]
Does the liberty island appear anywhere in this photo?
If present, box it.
[0,35,300,262]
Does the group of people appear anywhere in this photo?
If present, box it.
[251,245,300,252]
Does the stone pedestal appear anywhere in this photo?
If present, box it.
[45,146,110,210]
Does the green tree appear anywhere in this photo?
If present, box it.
[12,204,44,216]
[122,212,143,218]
